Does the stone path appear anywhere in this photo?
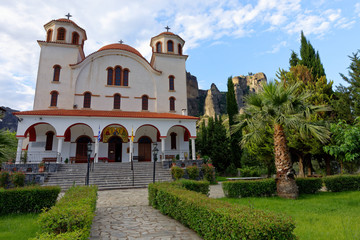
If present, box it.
[90,184,224,240]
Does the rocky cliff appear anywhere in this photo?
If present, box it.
[0,107,19,131]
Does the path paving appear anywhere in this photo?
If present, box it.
[90,184,224,240]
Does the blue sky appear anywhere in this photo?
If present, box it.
[0,0,359,111]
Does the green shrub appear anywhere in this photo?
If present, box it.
[11,171,25,187]
[0,171,10,188]
[222,179,276,198]
[186,165,199,180]
[148,182,296,239]
[171,166,184,180]
[0,186,60,215]
[30,230,85,240]
[201,164,216,184]
[239,166,261,177]
[323,175,360,192]
[173,179,210,195]
[295,177,323,194]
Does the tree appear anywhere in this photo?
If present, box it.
[0,129,17,163]
[289,50,299,68]
[232,82,330,199]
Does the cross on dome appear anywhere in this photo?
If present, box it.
[165,26,170,32]
[118,40,124,44]
[65,13,72,19]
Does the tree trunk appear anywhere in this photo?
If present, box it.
[273,124,298,199]
[306,155,313,177]
[325,154,331,175]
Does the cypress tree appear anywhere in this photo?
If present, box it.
[226,76,238,125]
[289,50,299,68]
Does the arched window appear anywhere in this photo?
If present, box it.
[123,69,129,86]
[50,91,58,107]
[47,29,53,42]
[114,94,121,109]
[169,75,174,90]
[53,65,61,82]
[57,27,66,41]
[170,132,177,149]
[107,68,113,85]
[45,131,54,151]
[156,42,162,53]
[83,92,91,108]
[142,95,148,111]
[178,44,182,55]
[114,66,121,86]
[167,40,174,52]
[72,32,79,44]
[169,97,175,111]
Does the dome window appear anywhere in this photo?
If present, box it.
[46,29,53,42]
[57,27,66,41]
[178,44,182,55]
[156,42,162,53]
[72,32,79,44]
[167,40,174,52]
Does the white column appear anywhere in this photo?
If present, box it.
[191,138,196,160]
[161,138,165,161]
[94,137,99,163]
[129,140,133,162]
[56,137,64,163]
[15,137,24,164]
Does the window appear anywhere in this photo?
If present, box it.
[114,94,121,109]
[115,66,121,86]
[53,65,61,82]
[50,91,58,107]
[107,68,113,85]
[45,131,54,151]
[178,44,182,55]
[169,97,175,111]
[170,132,177,149]
[72,32,79,44]
[47,29,52,42]
[169,75,174,90]
[83,92,91,108]
[156,42,162,53]
[142,95,148,111]
[167,40,174,52]
[57,27,66,41]
[123,69,129,86]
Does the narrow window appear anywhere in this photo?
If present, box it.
[169,97,175,111]
[57,27,66,41]
[45,131,54,151]
[114,94,121,109]
[47,29,53,42]
[170,132,177,149]
[83,92,91,108]
[115,66,121,86]
[53,65,61,82]
[123,69,129,86]
[72,32,79,44]
[167,40,174,52]
[169,76,174,90]
[50,91,58,107]
[178,44,182,55]
[156,42,162,53]
[107,68,113,85]
[142,95,148,111]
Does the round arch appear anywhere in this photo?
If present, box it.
[101,124,129,143]
[135,124,160,142]
[23,122,57,141]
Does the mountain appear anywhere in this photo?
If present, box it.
[0,106,19,131]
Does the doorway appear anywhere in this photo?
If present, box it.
[76,136,92,162]
[108,136,122,162]
[138,136,152,162]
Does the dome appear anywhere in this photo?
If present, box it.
[98,43,143,58]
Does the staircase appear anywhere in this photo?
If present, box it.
[42,162,172,191]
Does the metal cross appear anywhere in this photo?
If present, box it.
[65,13,72,19]
[165,26,170,32]
[118,40,124,44]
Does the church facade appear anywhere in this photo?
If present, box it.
[14,17,198,164]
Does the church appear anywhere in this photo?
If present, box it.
[14,16,198,164]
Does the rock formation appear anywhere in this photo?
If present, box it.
[203,84,226,117]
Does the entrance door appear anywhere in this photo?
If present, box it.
[76,136,92,162]
[108,136,122,162]
[138,136,152,162]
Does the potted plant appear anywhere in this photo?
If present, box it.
[64,158,69,164]
[38,161,45,172]
[171,157,176,167]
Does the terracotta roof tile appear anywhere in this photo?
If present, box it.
[98,44,143,58]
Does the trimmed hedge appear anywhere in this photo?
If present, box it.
[202,164,216,184]
[0,186,60,215]
[36,185,98,240]
[323,175,360,192]
[171,166,184,180]
[295,178,323,194]
[30,230,85,240]
[186,165,200,180]
[149,182,296,239]
[172,179,210,196]
[222,179,276,198]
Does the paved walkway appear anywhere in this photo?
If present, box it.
[90,184,224,240]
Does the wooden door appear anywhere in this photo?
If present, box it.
[108,137,122,162]
[138,136,151,162]
[76,136,91,162]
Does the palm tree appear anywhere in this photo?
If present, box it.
[232,82,330,199]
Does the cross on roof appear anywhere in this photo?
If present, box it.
[65,13,72,19]
[118,40,124,44]
[165,26,170,32]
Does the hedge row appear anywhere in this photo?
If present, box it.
[323,175,360,192]
[149,182,296,240]
[296,178,323,194]
[32,185,98,240]
[172,179,210,196]
[0,186,60,215]
[222,179,276,198]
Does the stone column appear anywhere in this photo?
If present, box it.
[129,140,133,162]
[161,137,166,161]
[191,138,196,160]
[15,137,24,164]
[56,137,64,163]
[94,137,99,163]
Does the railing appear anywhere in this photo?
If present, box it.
[21,151,59,163]
[161,150,191,161]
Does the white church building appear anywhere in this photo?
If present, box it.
[14,17,198,164]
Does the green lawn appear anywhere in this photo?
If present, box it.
[0,213,40,240]
[220,191,360,240]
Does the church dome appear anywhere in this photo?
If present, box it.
[98,43,143,58]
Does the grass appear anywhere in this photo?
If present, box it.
[0,213,40,240]
[216,176,230,182]
[220,191,360,240]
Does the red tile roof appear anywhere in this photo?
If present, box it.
[14,109,199,120]
[44,18,87,40]
[151,31,185,43]
[98,44,143,58]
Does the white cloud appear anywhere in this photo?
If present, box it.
[266,41,287,54]
[355,3,360,17]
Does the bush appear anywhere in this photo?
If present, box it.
[37,185,97,239]
[30,230,85,240]
[173,179,210,195]
[201,164,216,184]
[0,186,60,215]
[295,177,323,194]
[323,175,360,192]
[239,166,261,177]
[186,166,199,180]
[171,166,184,180]
[0,171,10,188]
[222,179,276,198]
[11,171,25,187]
[148,182,296,239]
